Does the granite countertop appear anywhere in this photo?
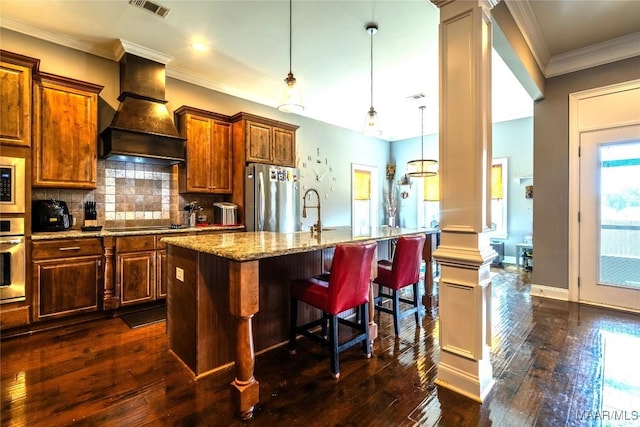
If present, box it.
[161,226,436,262]
[31,225,245,240]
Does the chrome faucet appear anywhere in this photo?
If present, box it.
[302,188,322,233]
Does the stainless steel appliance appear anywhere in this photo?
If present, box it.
[213,202,237,225]
[245,163,301,232]
[32,199,73,232]
[0,217,25,304]
[0,156,26,214]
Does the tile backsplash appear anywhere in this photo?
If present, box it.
[32,159,226,230]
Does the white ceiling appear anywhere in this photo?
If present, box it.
[1,1,638,140]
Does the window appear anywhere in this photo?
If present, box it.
[491,158,508,238]
[421,174,440,228]
[352,164,378,233]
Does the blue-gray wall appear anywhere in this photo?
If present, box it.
[390,117,534,262]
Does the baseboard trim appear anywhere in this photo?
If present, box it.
[530,284,569,301]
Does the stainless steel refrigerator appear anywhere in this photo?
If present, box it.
[245,163,301,232]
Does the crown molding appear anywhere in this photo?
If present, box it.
[114,39,173,64]
[0,16,114,61]
[546,32,640,77]
[503,0,550,74]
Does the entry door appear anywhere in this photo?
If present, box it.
[579,125,640,311]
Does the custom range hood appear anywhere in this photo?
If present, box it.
[100,42,185,165]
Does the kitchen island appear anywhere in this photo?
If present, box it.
[161,226,438,419]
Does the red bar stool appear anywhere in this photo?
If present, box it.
[373,234,426,337]
[289,241,377,379]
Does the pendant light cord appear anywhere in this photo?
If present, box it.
[420,105,425,174]
[288,0,293,74]
[369,26,374,109]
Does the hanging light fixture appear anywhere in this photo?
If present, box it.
[363,23,382,136]
[278,0,303,113]
[406,105,438,177]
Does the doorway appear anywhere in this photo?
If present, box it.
[351,164,378,235]
[579,127,640,311]
[569,80,640,312]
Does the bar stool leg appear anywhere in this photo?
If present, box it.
[413,283,421,326]
[289,298,298,354]
[362,304,371,357]
[392,290,401,337]
[329,315,340,379]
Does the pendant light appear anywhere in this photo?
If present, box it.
[363,23,382,136]
[278,0,303,113]
[406,105,438,177]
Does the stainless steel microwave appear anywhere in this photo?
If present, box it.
[0,156,26,214]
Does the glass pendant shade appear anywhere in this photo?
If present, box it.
[363,107,382,136]
[278,72,304,113]
[406,159,438,177]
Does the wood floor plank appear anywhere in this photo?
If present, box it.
[2,266,640,426]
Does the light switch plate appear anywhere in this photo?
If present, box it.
[176,267,184,282]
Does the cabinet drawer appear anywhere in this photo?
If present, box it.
[116,236,156,252]
[33,238,103,260]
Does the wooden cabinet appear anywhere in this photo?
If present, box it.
[32,72,103,189]
[32,238,102,321]
[0,51,39,148]
[115,236,156,306]
[230,112,299,223]
[232,113,298,167]
[175,106,233,194]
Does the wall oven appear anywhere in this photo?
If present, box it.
[0,217,25,304]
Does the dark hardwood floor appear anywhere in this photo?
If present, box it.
[2,267,639,426]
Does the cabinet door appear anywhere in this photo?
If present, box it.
[118,251,156,306]
[183,114,213,193]
[272,127,296,166]
[33,256,100,321]
[211,120,232,193]
[33,77,100,188]
[245,121,272,164]
[0,59,32,148]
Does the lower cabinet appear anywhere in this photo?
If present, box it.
[116,235,156,306]
[115,235,168,306]
[32,238,102,321]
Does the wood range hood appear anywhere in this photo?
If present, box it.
[99,46,185,165]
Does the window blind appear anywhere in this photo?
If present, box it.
[354,169,371,200]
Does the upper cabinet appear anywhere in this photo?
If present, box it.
[32,72,103,189]
[175,106,233,194]
[231,113,298,167]
[0,51,39,148]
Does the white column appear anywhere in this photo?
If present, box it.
[431,0,498,402]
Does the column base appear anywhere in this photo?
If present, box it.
[230,378,259,420]
[435,357,495,402]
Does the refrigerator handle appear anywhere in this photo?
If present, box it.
[257,171,265,231]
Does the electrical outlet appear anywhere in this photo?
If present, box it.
[176,267,184,282]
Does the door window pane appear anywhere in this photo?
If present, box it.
[599,141,640,288]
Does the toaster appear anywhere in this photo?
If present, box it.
[32,199,73,232]
[213,202,237,225]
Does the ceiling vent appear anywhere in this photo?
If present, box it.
[407,93,426,100]
[129,0,170,18]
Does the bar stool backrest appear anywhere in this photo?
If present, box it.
[327,241,377,314]
[390,235,426,289]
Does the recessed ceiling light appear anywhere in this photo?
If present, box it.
[191,42,208,52]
